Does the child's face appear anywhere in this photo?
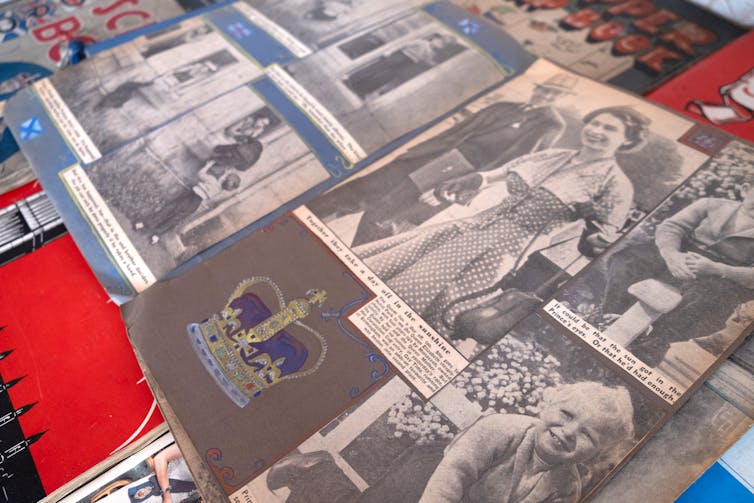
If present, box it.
[533,398,604,465]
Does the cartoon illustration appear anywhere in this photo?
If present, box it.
[687,68,754,125]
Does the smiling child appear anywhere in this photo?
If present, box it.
[418,381,635,503]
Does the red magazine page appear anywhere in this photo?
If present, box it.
[0,180,41,207]
[647,31,754,142]
[0,235,163,501]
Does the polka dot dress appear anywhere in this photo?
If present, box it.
[361,173,573,338]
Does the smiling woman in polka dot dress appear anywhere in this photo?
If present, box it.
[355,106,650,349]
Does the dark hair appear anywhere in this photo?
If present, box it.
[231,139,263,171]
[222,173,241,191]
[583,106,651,153]
[304,7,338,21]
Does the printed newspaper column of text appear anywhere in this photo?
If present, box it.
[266,64,367,164]
[34,79,102,164]
[294,206,469,398]
[61,165,156,292]
[233,2,313,58]
[543,299,683,404]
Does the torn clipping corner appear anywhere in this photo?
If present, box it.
[294,206,468,398]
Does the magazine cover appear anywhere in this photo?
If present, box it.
[4,0,534,301]
[0,235,164,502]
[0,0,226,196]
[647,31,754,142]
[454,0,745,93]
[123,61,754,502]
[52,429,202,503]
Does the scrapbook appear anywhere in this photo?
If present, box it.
[121,59,754,502]
[4,3,754,502]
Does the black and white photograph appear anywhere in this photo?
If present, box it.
[282,9,504,154]
[248,314,665,503]
[48,17,261,154]
[308,60,707,358]
[244,0,423,50]
[556,140,754,386]
[83,85,329,278]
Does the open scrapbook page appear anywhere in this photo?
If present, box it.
[4,0,533,302]
[2,2,753,502]
[120,59,754,502]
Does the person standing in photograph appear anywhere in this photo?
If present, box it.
[308,74,576,245]
[95,50,238,110]
[355,106,649,343]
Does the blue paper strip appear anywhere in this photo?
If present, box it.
[3,87,134,300]
[251,77,351,177]
[205,5,297,66]
[423,1,534,77]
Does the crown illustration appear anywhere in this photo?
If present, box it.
[187,277,328,408]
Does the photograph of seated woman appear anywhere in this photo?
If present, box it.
[416,382,634,503]
[602,172,754,367]
[354,106,650,346]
